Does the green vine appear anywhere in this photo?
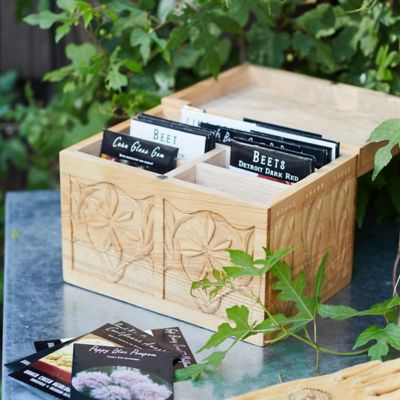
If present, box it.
[175,248,400,381]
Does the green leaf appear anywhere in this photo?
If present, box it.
[174,351,227,381]
[55,23,72,43]
[368,119,400,179]
[228,0,250,27]
[168,25,189,49]
[271,262,315,320]
[130,28,152,63]
[296,4,337,39]
[66,43,97,65]
[106,63,128,91]
[292,32,314,59]
[319,296,400,320]
[228,250,253,269]
[318,304,360,320]
[353,323,400,360]
[174,363,208,381]
[198,305,252,351]
[121,59,142,73]
[312,253,328,309]
[24,10,63,29]
[57,0,76,10]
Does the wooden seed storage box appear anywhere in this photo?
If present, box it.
[60,64,399,346]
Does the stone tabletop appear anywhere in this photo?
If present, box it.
[2,190,399,400]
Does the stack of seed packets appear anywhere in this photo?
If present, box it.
[6,321,196,400]
[181,106,340,184]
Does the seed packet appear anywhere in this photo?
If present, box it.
[230,139,314,184]
[100,130,178,174]
[9,322,178,399]
[130,114,212,160]
[151,327,196,370]
[71,344,174,400]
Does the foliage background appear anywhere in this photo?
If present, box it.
[1,0,400,252]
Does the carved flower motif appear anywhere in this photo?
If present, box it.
[170,209,254,313]
[178,215,232,280]
[71,180,154,282]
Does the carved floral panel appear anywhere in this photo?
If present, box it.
[164,200,256,313]
[70,177,154,283]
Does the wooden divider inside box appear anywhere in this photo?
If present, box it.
[60,64,390,345]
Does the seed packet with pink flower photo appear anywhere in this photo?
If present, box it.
[71,344,174,400]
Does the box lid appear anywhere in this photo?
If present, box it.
[162,64,400,177]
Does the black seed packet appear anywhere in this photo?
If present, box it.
[101,130,178,174]
[230,140,314,184]
[151,327,196,371]
[71,344,174,400]
[9,322,179,399]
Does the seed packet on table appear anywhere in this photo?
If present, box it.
[71,344,174,400]
[100,130,178,174]
[9,322,179,399]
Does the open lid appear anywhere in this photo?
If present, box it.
[162,64,400,177]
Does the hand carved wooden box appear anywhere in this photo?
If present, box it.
[60,65,398,345]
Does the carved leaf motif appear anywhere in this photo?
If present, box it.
[70,178,154,283]
[302,196,323,283]
[327,179,352,290]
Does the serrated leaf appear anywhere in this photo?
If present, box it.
[24,10,63,29]
[353,323,400,360]
[271,262,315,320]
[199,305,252,351]
[319,296,400,320]
[228,250,253,269]
[106,64,128,90]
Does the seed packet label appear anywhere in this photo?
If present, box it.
[71,344,174,400]
[230,140,314,184]
[101,130,178,174]
[152,327,196,370]
[130,119,207,160]
[9,322,178,399]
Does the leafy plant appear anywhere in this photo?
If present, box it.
[175,248,400,381]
